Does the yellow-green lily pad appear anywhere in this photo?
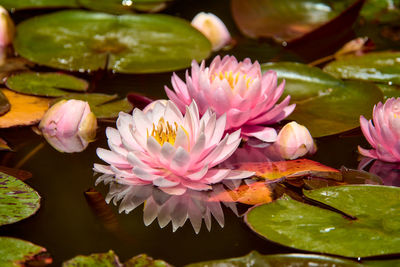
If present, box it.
[245,185,400,258]
[0,172,40,226]
[6,72,88,97]
[14,10,211,73]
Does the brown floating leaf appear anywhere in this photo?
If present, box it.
[209,182,272,205]
[236,159,340,182]
[0,166,32,181]
[0,137,12,151]
[0,89,51,128]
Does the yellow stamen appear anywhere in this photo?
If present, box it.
[211,71,254,90]
[147,117,178,146]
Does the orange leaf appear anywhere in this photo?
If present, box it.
[236,159,340,181]
[0,89,51,128]
[209,182,272,205]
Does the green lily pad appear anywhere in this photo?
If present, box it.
[261,62,383,137]
[6,72,88,97]
[361,0,400,23]
[0,90,10,116]
[364,259,400,267]
[376,83,400,99]
[0,237,51,267]
[14,10,211,74]
[186,251,362,267]
[55,93,133,119]
[245,185,400,258]
[0,172,40,226]
[323,52,400,85]
[62,250,171,267]
[0,0,78,10]
[231,0,357,42]
[78,0,172,14]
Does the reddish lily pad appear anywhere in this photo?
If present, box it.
[6,72,89,97]
[209,182,272,205]
[231,0,362,43]
[0,237,52,267]
[14,10,211,73]
[245,185,400,258]
[236,159,340,182]
[0,172,40,226]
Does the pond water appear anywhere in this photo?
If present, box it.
[0,0,399,266]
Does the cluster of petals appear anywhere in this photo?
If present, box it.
[94,100,253,195]
[165,55,295,142]
[359,97,400,162]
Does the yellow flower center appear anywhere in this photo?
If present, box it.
[147,117,189,146]
[212,71,254,89]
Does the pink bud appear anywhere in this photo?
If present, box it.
[39,99,97,153]
[0,6,14,47]
[191,12,231,51]
[274,121,316,160]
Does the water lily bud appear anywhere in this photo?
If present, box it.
[191,12,231,51]
[39,99,97,153]
[274,121,316,160]
[0,6,14,47]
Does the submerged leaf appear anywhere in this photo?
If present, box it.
[0,172,40,226]
[0,138,11,151]
[14,10,211,73]
[0,237,51,267]
[245,185,400,257]
[236,159,339,182]
[262,62,383,137]
[6,72,88,97]
[186,251,362,267]
[0,89,51,128]
[0,166,32,181]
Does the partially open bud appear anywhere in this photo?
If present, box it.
[0,6,14,47]
[191,12,231,51]
[39,99,97,153]
[274,121,316,160]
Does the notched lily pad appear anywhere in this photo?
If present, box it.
[323,52,400,85]
[245,185,400,258]
[0,237,51,267]
[262,62,384,137]
[55,93,133,119]
[62,250,171,267]
[186,251,362,267]
[0,89,51,128]
[6,72,88,97]
[0,172,40,226]
[14,10,211,73]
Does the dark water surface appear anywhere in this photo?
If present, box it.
[0,0,390,265]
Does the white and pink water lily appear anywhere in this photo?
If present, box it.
[94,100,254,195]
[165,55,295,142]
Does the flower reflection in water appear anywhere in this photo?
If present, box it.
[359,158,400,187]
[96,174,249,234]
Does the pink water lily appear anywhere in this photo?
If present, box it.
[359,97,400,162]
[165,55,295,142]
[94,100,254,195]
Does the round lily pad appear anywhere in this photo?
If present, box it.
[0,237,51,267]
[78,0,172,14]
[245,185,400,258]
[14,10,211,73]
[323,52,400,85]
[55,93,133,119]
[0,0,78,10]
[6,72,88,97]
[262,62,384,137]
[0,172,41,226]
[186,251,362,267]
